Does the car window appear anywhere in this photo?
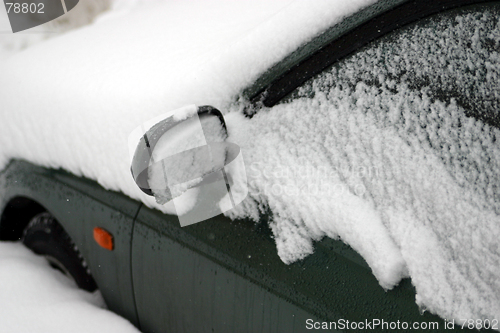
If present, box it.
[240,3,500,321]
[284,4,500,126]
[278,3,500,211]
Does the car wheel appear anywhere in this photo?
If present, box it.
[22,212,97,292]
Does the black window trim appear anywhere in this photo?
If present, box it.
[245,0,498,115]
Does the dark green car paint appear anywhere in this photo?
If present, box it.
[0,160,141,327]
[1,161,486,332]
[132,205,447,332]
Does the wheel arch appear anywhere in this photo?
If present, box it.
[0,196,47,241]
[0,160,141,327]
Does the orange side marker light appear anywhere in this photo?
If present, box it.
[93,227,114,251]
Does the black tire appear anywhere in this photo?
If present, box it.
[22,212,97,292]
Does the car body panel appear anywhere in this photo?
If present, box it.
[0,160,483,332]
[132,204,446,332]
[132,219,316,333]
[0,160,140,326]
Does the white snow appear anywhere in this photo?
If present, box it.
[0,241,139,333]
[1,0,499,329]
[0,0,375,212]
[149,142,229,204]
[131,105,230,205]
[225,7,500,324]
[151,111,207,160]
[0,0,112,60]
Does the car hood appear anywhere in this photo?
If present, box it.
[0,0,377,209]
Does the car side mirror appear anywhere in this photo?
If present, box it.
[130,105,247,226]
[130,105,227,198]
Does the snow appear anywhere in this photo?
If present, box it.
[146,109,228,203]
[0,242,139,333]
[129,105,232,210]
[1,0,499,329]
[0,0,376,213]
[225,6,500,324]
[224,111,410,290]
[0,0,112,60]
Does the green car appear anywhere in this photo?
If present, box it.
[1,0,499,332]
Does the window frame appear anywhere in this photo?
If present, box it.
[244,0,498,114]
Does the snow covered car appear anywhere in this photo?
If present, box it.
[1,0,500,332]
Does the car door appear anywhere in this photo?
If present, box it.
[0,160,141,326]
[132,205,441,333]
[131,2,500,333]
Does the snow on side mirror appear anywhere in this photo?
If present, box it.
[129,105,247,226]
